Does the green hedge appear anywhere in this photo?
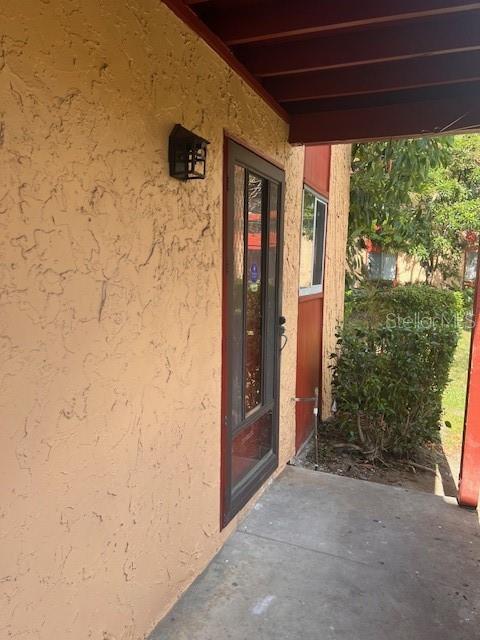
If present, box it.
[332,285,461,459]
[461,287,475,328]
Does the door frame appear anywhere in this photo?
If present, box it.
[221,136,285,528]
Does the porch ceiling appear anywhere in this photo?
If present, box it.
[166,0,480,143]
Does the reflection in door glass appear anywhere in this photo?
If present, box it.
[232,165,246,426]
[265,182,278,403]
[231,411,273,485]
[245,173,264,414]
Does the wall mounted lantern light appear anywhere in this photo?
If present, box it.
[169,124,209,180]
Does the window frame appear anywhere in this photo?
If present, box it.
[299,186,328,297]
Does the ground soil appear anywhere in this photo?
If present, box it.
[296,421,459,498]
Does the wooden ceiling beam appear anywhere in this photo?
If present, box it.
[201,0,480,45]
[185,0,255,5]
[286,81,480,114]
[264,51,480,102]
[288,84,480,144]
[235,11,480,77]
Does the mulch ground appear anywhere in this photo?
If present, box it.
[296,421,457,496]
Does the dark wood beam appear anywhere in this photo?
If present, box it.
[185,0,256,5]
[264,51,480,102]
[201,0,480,45]
[185,1,255,4]
[288,84,480,144]
[285,81,480,114]
[235,11,480,77]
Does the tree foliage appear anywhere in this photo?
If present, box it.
[407,135,480,283]
[348,134,480,285]
[349,137,452,246]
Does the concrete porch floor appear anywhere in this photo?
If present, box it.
[150,466,480,640]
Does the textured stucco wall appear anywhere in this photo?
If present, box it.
[396,253,427,284]
[321,145,352,419]
[0,2,304,638]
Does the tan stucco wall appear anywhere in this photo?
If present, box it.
[397,253,465,287]
[396,253,427,284]
[0,2,304,638]
[321,145,352,419]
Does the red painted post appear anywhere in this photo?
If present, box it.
[458,245,480,509]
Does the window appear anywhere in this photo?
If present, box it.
[465,249,478,282]
[299,188,327,295]
[368,252,397,281]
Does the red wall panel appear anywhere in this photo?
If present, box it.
[295,293,323,451]
[304,145,331,197]
[458,252,480,508]
[294,143,331,451]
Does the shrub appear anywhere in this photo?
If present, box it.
[332,285,461,459]
[346,283,464,329]
[462,286,474,310]
[461,287,475,328]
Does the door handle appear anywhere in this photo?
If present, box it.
[279,316,287,345]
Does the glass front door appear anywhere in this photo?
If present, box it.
[222,140,284,526]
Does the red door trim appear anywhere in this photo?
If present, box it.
[223,130,286,172]
[220,134,229,529]
[458,244,480,508]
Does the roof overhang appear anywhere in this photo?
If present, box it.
[163,0,480,143]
